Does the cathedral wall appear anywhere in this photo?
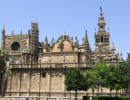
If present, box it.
[105,45,110,51]
[64,53,75,63]
[5,77,11,95]
[40,73,48,92]
[78,53,86,67]
[51,56,64,63]
[10,73,20,96]
[30,73,40,92]
[20,73,29,93]
[41,53,77,68]
[50,75,63,92]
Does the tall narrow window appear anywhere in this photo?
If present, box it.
[42,73,46,78]
[101,36,103,43]
[96,38,98,42]
[107,38,109,42]
[100,26,104,30]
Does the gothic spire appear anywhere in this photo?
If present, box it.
[28,29,30,35]
[20,30,22,34]
[45,36,48,44]
[2,25,5,37]
[75,36,79,45]
[2,25,5,30]
[84,30,90,52]
[85,30,88,43]
[111,42,116,50]
[12,31,14,35]
[84,30,91,63]
[51,38,54,45]
[94,28,96,35]
[44,36,48,47]
[82,37,85,45]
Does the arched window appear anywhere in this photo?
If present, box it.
[101,36,103,43]
[11,41,20,51]
[107,38,109,42]
[100,26,104,30]
[96,38,98,42]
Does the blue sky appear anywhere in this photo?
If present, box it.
[0,0,130,60]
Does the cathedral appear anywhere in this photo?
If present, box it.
[1,8,122,98]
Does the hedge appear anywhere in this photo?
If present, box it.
[83,96,130,100]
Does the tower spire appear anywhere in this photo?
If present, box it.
[100,7,103,15]
[98,7,106,32]
[95,7,110,51]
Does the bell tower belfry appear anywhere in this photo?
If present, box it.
[95,7,110,52]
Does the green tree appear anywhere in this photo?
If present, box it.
[107,64,121,96]
[93,62,109,95]
[0,50,12,96]
[118,53,130,94]
[86,69,97,96]
[64,68,88,99]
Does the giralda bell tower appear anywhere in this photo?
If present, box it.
[95,7,110,52]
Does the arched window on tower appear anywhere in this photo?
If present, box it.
[100,26,104,31]
[107,38,109,42]
[96,38,98,42]
[101,36,103,43]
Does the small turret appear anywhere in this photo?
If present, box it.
[71,36,73,44]
[12,31,14,35]
[51,38,54,46]
[28,29,30,35]
[82,37,85,45]
[107,27,110,34]
[120,53,123,61]
[2,25,5,37]
[20,30,22,35]
[44,36,48,47]
[111,42,116,51]
[75,36,79,45]
[94,28,96,36]
[85,30,89,44]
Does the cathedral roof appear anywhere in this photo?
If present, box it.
[52,41,73,52]
[52,33,73,52]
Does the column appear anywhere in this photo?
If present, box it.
[63,74,66,96]
[48,72,51,96]
[18,73,21,96]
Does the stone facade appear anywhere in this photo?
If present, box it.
[1,8,122,97]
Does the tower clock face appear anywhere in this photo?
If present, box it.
[11,41,20,51]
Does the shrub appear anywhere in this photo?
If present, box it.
[83,96,130,100]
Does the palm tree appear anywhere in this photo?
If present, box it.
[0,50,12,96]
